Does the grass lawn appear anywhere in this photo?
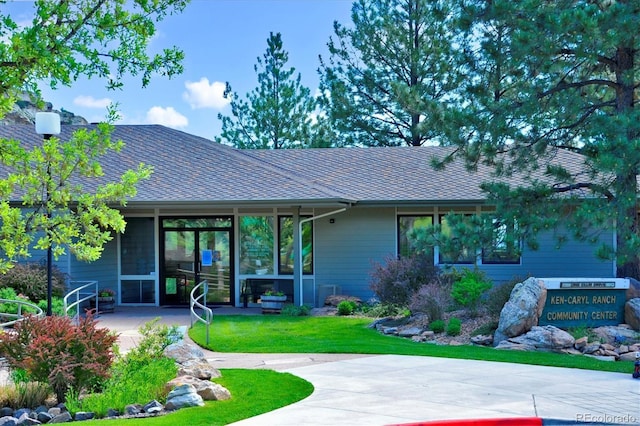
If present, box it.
[188,315,633,374]
[102,369,313,426]
[103,315,633,425]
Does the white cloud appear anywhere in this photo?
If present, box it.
[73,95,112,109]
[183,78,230,109]
[145,106,188,128]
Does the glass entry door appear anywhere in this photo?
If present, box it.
[162,219,232,305]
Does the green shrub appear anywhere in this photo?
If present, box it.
[0,262,67,301]
[337,300,356,316]
[485,276,522,319]
[67,356,177,417]
[0,312,117,403]
[36,296,70,316]
[125,317,182,363]
[429,319,445,333]
[281,304,311,316]
[446,317,462,336]
[0,287,39,315]
[360,302,409,318]
[369,254,440,307]
[451,268,492,315]
[66,318,181,417]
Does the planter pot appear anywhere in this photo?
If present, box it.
[261,295,286,314]
[91,297,115,313]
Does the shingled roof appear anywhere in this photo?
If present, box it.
[0,124,587,207]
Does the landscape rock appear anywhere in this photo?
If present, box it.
[124,404,143,416]
[166,375,231,401]
[164,341,206,363]
[626,277,640,300]
[178,358,221,380]
[470,335,493,346]
[49,411,72,423]
[0,416,16,426]
[591,325,639,345]
[143,400,164,414]
[574,336,588,350]
[494,277,547,345]
[74,411,95,421]
[507,325,575,351]
[494,340,537,351]
[398,327,425,337]
[624,298,640,331]
[165,384,204,410]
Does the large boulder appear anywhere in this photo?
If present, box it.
[166,376,231,401]
[624,298,640,331]
[164,341,221,380]
[494,277,547,345]
[165,384,204,411]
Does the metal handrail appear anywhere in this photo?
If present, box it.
[190,280,213,346]
[0,299,44,328]
[64,280,99,324]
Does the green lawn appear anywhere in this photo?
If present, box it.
[105,315,633,425]
[188,315,633,374]
[103,369,313,426]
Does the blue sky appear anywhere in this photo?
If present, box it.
[7,0,354,139]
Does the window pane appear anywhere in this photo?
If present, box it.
[239,216,274,274]
[482,218,520,264]
[439,215,475,264]
[121,217,155,275]
[121,279,155,303]
[398,215,433,257]
[279,217,313,275]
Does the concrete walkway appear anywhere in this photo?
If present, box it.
[96,307,640,426]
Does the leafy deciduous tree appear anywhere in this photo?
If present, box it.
[0,0,187,272]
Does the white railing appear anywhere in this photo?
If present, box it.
[190,280,213,346]
[64,280,99,324]
[0,299,44,328]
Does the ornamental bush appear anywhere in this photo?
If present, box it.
[0,312,117,403]
[337,300,357,316]
[450,268,492,315]
[0,262,67,302]
[369,254,440,307]
[446,317,462,336]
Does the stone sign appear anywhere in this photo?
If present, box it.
[538,278,629,328]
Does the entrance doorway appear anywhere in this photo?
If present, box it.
[161,217,233,305]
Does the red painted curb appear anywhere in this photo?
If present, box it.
[387,418,543,426]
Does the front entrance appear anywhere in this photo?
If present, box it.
[161,217,233,305]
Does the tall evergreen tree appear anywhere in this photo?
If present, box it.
[436,0,640,278]
[318,0,461,147]
[216,32,316,149]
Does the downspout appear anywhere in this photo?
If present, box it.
[297,207,349,306]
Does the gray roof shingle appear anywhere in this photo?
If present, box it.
[0,124,587,206]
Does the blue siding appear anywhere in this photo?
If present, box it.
[314,208,396,304]
[68,237,119,292]
[477,230,613,283]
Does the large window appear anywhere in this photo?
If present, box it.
[438,215,476,264]
[398,215,433,257]
[239,216,274,275]
[279,217,313,274]
[239,215,313,275]
[482,218,521,264]
[121,217,155,275]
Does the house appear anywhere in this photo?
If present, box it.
[0,125,614,307]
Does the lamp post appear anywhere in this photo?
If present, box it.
[35,112,61,316]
